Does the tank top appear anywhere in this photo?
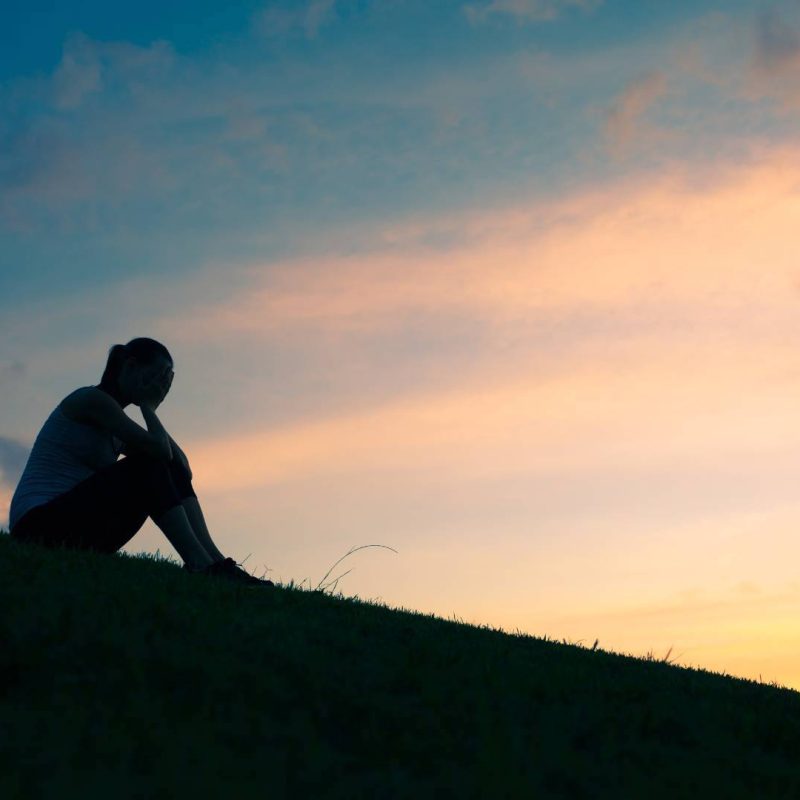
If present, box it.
[9,387,125,531]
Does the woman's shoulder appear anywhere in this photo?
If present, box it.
[58,386,99,425]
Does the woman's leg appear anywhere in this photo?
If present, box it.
[162,453,227,563]
[181,497,226,563]
[11,454,215,569]
[161,456,226,564]
[151,504,215,570]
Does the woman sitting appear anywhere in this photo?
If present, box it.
[9,337,272,587]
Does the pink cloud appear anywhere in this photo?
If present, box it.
[161,143,800,350]
[184,328,800,496]
[604,70,669,156]
[148,143,800,500]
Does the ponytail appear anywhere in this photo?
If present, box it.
[99,338,172,392]
[99,344,130,391]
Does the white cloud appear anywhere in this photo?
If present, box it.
[52,33,103,110]
[463,0,601,26]
[50,31,174,111]
[255,0,338,39]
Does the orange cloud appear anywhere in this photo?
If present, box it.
[185,328,800,496]
[163,144,800,347]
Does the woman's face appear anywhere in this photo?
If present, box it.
[122,355,174,402]
[142,357,175,393]
[141,356,174,397]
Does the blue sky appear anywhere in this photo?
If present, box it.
[5,0,800,689]
[2,0,779,306]
[1,1,711,76]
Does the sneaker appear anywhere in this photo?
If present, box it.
[185,556,274,587]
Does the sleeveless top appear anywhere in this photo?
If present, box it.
[9,387,125,531]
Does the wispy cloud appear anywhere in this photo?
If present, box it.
[746,5,800,109]
[0,7,774,246]
[128,143,800,502]
[7,141,800,454]
[0,31,178,232]
[604,70,669,156]
[753,7,800,75]
[51,31,175,110]
[52,33,103,110]
[254,0,339,39]
[187,334,800,496]
[0,361,26,380]
[463,0,601,26]
[161,143,800,349]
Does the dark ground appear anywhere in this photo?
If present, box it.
[1,531,799,799]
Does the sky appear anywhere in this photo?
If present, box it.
[3,0,800,690]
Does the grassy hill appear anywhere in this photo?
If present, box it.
[1,530,799,799]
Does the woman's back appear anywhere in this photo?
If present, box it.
[9,388,124,531]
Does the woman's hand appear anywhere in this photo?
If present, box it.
[134,363,174,410]
[135,372,169,410]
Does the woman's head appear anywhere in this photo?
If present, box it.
[99,337,174,406]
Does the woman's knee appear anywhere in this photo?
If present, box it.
[122,453,174,484]
[166,456,190,480]
[123,451,168,468]
[166,458,195,498]
[122,452,193,500]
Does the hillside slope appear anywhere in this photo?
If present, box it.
[1,531,799,799]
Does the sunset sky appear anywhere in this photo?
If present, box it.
[3,0,800,690]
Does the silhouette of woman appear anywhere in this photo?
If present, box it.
[8,337,272,586]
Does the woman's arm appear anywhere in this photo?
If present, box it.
[140,404,173,461]
[84,389,171,460]
[167,433,193,480]
[138,370,190,476]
